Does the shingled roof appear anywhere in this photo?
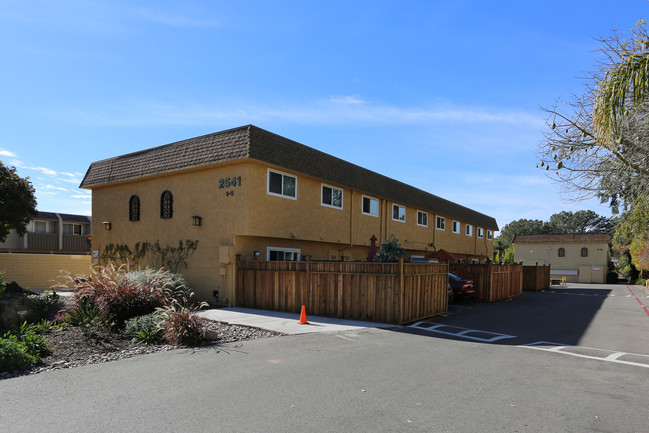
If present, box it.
[81,125,498,230]
[512,233,611,244]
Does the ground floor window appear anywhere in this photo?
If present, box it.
[267,247,301,261]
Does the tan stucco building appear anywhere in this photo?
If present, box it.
[80,125,498,304]
[512,233,611,284]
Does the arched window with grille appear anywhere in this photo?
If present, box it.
[558,247,565,257]
[160,190,173,219]
[129,195,140,221]
[581,247,588,257]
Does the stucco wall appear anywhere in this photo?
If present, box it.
[0,253,92,289]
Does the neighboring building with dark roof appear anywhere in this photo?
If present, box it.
[513,233,611,284]
[0,211,91,253]
[81,125,498,303]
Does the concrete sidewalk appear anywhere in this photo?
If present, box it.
[198,307,398,335]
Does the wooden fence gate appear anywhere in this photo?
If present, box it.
[448,263,523,302]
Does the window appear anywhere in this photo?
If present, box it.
[558,247,565,257]
[160,190,173,219]
[477,228,484,238]
[470,259,480,264]
[268,169,296,199]
[321,184,343,209]
[392,204,406,222]
[267,247,301,261]
[129,195,140,221]
[417,211,428,227]
[32,221,47,233]
[452,221,461,234]
[436,216,445,230]
[487,230,493,240]
[63,223,83,235]
[362,196,379,216]
[581,247,588,257]
[466,224,473,236]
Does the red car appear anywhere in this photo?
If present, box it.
[448,273,476,300]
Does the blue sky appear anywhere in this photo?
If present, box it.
[1,1,647,232]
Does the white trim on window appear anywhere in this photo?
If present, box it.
[417,211,428,227]
[452,221,460,234]
[466,224,473,236]
[267,247,301,261]
[267,168,297,200]
[392,204,406,222]
[362,195,379,217]
[477,227,484,239]
[436,216,445,231]
[321,184,343,209]
[487,230,493,240]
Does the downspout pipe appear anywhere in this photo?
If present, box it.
[56,213,63,250]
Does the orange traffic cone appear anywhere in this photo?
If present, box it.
[298,305,309,324]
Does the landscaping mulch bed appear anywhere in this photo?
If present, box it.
[1,320,284,380]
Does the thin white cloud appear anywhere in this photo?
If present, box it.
[132,7,219,28]
[51,98,545,130]
[71,194,92,199]
[330,95,369,105]
[40,184,69,192]
[11,159,57,176]
[0,149,17,158]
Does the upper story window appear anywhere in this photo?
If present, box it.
[487,230,493,240]
[63,223,83,235]
[32,221,48,233]
[268,169,296,199]
[477,228,484,238]
[558,247,565,257]
[362,196,379,217]
[321,184,343,209]
[417,211,428,227]
[452,221,461,234]
[129,195,141,221]
[160,190,173,219]
[436,216,445,230]
[581,247,589,257]
[466,224,473,236]
[392,204,406,222]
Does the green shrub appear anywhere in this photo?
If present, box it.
[0,322,51,372]
[7,322,51,358]
[29,291,64,320]
[0,338,38,372]
[123,312,163,343]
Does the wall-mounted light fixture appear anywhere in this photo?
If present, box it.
[102,221,112,231]
[192,215,202,226]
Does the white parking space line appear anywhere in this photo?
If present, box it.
[409,322,515,342]
[519,342,649,369]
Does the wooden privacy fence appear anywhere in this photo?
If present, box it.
[522,264,551,291]
[236,256,449,324]
[448,263,523,302]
